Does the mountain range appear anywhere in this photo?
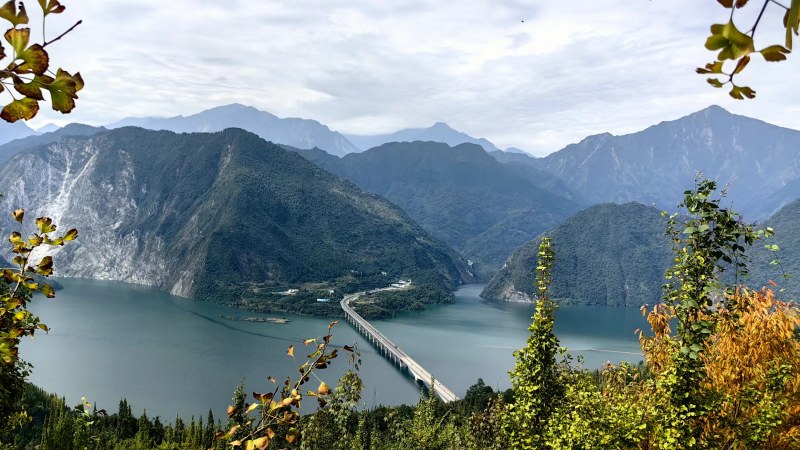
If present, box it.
[293,140,582,277]
[0,121,38,146]
[345,122,502,153]
[2,103,800,310]
[529,105,800,220]
[106,104,360,157]
[0,127,472,316]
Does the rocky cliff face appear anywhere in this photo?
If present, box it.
[0,128,472,306]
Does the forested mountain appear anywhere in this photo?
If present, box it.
[749,197,800,299]
[0,123,104,164]
[345,122,501,152]
[294,141,582,277]
[489,150,584,203]
[0,127,472,315]
[0,121,37,146]
[533,106,800,220]
[482,202,671,306]
[107,104,359,156]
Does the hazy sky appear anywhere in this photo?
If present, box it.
[19,0,800,155]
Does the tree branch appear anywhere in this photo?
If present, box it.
[42,20,82,48]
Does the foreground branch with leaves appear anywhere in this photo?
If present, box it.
[699,0,800,99]
[0,208,76,441]
[0,0,83,122]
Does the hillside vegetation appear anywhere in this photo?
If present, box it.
[296,141,581,277]
[482,202,672,306]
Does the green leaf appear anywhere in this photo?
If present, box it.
[40,70,83,113]
[35,217,56,233]
[760,45,790,62]
[707,78,724,88]
[0,1,28,26]
[41,284,54,298]
[786,0,800,49]
[17,44,49,75]
[13,75,44,100]
[729,85,755,100]
[4,27,30,56]
[706,20,755,61]
[695,61,724,74]
[63,228,77,241]
[37,0,65,16]
[36,256,53,276]
[1,97,39,122]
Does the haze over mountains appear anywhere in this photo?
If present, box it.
[0,121,38,146]
[345,122,503,153]
[106,104,360,157]
[1,103,799,308]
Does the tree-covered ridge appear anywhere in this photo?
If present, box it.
[0,127,472,316]
[295,140,582,278]
[749,196,800,298]
[482,202,672,306]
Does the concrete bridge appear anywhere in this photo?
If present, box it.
[341,292,459,403]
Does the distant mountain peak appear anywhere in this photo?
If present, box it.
[345,122,501,153]
[106,104,356,156]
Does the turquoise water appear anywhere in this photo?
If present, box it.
[21,280,647,419]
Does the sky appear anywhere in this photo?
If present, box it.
[13,0,800,156]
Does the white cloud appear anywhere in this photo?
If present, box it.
[15,0,800,155]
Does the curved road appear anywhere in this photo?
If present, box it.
[341,293,459,403]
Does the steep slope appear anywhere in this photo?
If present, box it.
[0,121,37,146]
[749,198,800,298]
[535,106,800,220]
[296,141,582,277]
[0,128,472,315]
[107,104,358,156]
[482,203,672,306]
[345,122,501,153]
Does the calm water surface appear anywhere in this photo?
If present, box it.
[22,280,646,419]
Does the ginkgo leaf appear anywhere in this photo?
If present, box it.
[760,44,791,61]
[1,98,38,122]
[706,20,755,60]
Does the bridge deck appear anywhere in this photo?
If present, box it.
[341,293,459,403]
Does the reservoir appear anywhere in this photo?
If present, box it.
[22,280,647,419]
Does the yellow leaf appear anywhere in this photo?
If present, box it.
[245,402,260,414]
[252,436,269,450]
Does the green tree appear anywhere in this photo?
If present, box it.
[655,178,763,447]
[501,237,564,449]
